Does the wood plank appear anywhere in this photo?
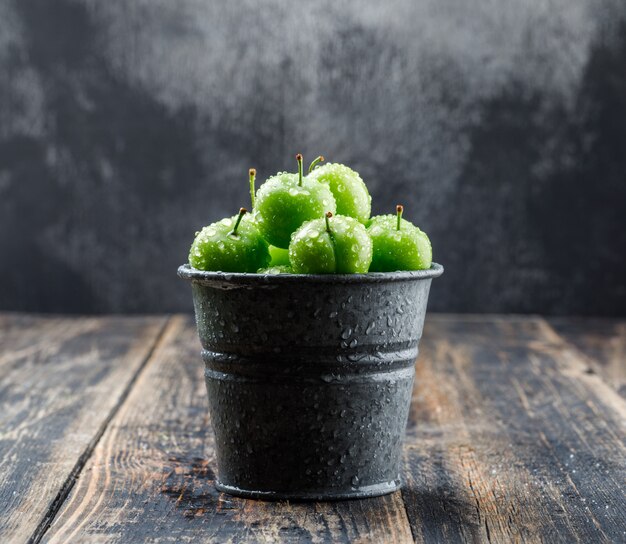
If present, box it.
[0,313,168,544]
[403,315,626,543]
[45,315,414,543]
[548,317,626,398]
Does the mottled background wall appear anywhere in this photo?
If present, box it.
[1,0,625,315]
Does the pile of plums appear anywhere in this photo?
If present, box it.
[189,154,432,274]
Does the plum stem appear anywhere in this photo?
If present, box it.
[308,155,325,173]
[296,153,303,186]
[396,204,403,231]
[249,168,256,209]
[230,208,247,236]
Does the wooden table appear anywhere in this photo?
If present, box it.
[1,313,625,543]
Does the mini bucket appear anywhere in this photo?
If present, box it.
[178,263,443,500]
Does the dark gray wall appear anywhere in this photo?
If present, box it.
[1,0,625,315]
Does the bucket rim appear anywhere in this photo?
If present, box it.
[178,262,443,285]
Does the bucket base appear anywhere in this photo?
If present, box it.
[215,478,402,501]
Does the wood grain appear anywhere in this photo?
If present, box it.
[45,316,414,543]
[403,315,626,543]
[0,314,168,544]
[3,313,624,543]
[548,317,626,398]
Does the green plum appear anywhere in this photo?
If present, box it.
[255,154,336,248]
[367,205,432,271]
[189,208,270,272]
[268,245,290,266]
[307,161,371,224]
[289,212,372,274]
[257,264,292,274]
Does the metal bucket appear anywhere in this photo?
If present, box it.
[178,263,443,500]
